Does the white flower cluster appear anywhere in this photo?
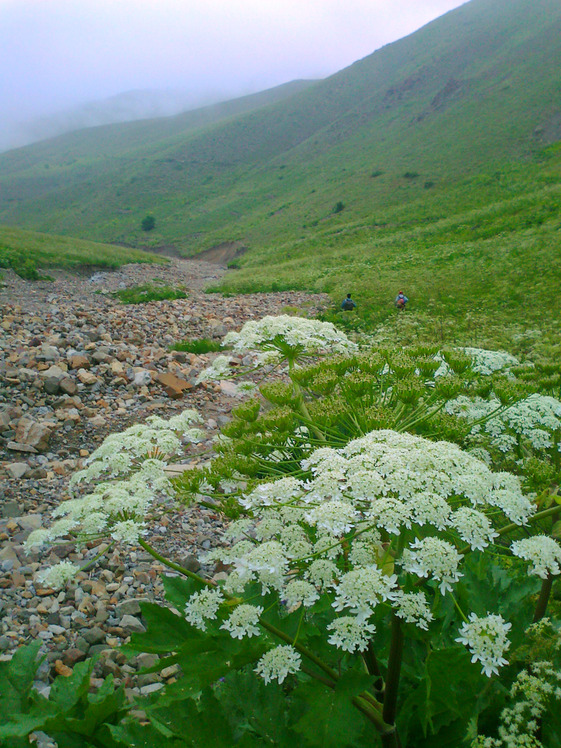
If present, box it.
[445,393,561,454]
[434,347,518,378]
[182,430,537,674]
[26,409,206,587]
[184,588,224,630]
[69,409,204,487]
[254,645,302,684]
[35,561,81,590]
[474,660,561,746]
[455,613,512,677]
[195,355,233,384]
[462,348,519,376]
[222,315,357,356]
[510,536,561,579]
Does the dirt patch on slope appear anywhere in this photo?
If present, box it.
[192,241,247,266]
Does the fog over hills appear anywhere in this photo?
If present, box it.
[0,87,259,153]
[1,0,560,263]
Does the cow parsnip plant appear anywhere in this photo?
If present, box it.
[14,316,561,747]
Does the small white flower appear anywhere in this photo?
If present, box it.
[510,536,561,579]
[333,567,397,614]
[305,559,338,589]
[367,498,412,534]
[456,613,511,677]
[450,507,499,551]
[283,580,319,608]
[391,590,434,630]
[221,604,263,639]
[110,520,145,544]
[305,500,357,536]
[24,528,50,551]
[36,561,80,590]
[184,588,224,630]
[401,537,463,594]
[238,541,288,592]
[196,355,233,383]
[255,645,302,684]
[327,616,376,652]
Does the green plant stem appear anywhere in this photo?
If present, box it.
[383,614,404,729]
[300,663,336,688]
[78,540,115,573]
[353,696,397,736]
[363,642,385,700]
[289,365,326,442]
[138,539,214,587]
[380,729,401,748]
[533,573,554,622]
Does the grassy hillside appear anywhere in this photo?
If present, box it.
[0,0,559,259]
[211,145,561,345]
[0,225,163,279]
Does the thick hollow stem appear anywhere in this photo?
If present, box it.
[289,370,326,443]
[363,641,385,700]
[533,574,554,622]
[383,614,404,728]
[380,729,401,748]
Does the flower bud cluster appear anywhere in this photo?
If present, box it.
[25,409,205,588]
[445,393,561,455]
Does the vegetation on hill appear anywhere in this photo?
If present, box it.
[0,0,559,345]
[0,0,560,263]
[212,149,561,345]
[0,225,164,279]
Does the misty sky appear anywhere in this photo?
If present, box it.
[0,0,467,149]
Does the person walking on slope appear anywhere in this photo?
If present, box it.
[395,291,408,310]
[341,293,357,311]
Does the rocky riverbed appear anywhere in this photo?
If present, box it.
[0,257,329,699]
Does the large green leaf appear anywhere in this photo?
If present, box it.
[110,721,188,747]
[48,658,95,712]
[149,690,247,747]
[216,669,300,745]
[126,601,201,654]
[293,671,374,748]
[0,642,41,718]
[399,646,483,746]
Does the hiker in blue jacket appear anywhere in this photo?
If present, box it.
[341,293,357,310]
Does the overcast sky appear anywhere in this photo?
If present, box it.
[0,0,467,149]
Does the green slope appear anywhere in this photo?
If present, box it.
[0,224,163,279]
[1,0,559,257]
[0,0,560,342]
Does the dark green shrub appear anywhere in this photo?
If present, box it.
[0,245,45,280]
[171,338,224,353]
[141,214,156,231]
[332,201,345,214]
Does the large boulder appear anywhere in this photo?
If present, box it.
[14,418,52,452]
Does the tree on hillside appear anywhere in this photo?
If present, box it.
[141,214,155,231]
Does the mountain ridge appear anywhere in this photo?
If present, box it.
[0,0,560,262]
